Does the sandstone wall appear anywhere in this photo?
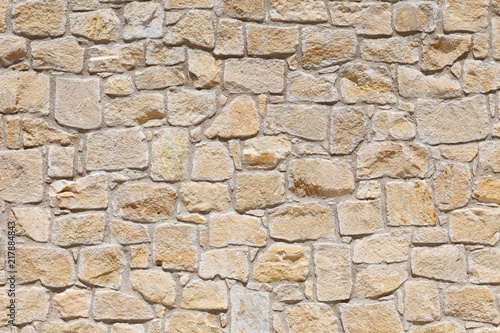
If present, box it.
[0,0,500,332]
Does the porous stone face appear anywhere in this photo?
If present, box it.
[243,135,291,169]
[70,9,119,41]
[53,213,105,247]
[113,183,176,223]
[479,141,500,173]
[78,245,125,289]
[48,174,108,210]
[43,320,108,333]
[444,0,488,32]
[55,78,101,130]
[0,150,43,203]
[86,129,149,171]
[339,302,404,333]
[181,182,230,213]
[199,248,249,282]
[131,270,176,307]
[254,243,310,283]
[234,172,285,211]
[0,72,50,114]
[409,321,465,333]
[165,311,223,333]
[411,245,466,282]
[421,35,472,71]
[165,10,215,49]
[394,2,438,33]
[48,146,75,178]
[53,289,91,319]
[270,0,327,23]
[17,246,75,288]
[386,180,436,226]
[135,67,185,90]
[231,285,270,333]
[398,67,461,99]
[285,303,340,333]
[221,0,263,21]
[265,104,329,141]
[463,60,500,93]
[416,96,489,145]
[372,110,415,141]
[151,128,189,181]
[445,286,500,324]
[192,142,233,181]
[314,244,352,301]
[287,71,338,103]
[11,207,50,242]
[16,287,51,325]
[340,64,396,104]
[353,230,412,264]
[93,290,154,321]
[214,18,244,56]
[338,200,383,235]
[181,279,227,311]
[23,118,77,148]
[435,162,471,210]
[247,24,298,56]
[357,142,429,179]
[355,264,408,299]
[13,0,66,37]
[269,203,333,241]
[123,2,163,40]
[224,58,285,94]
[330,2,392,36]
[474,177,500,203]
[301,27,356,69]
[205,95,259,139]
[154,224,198,271]
[188,49,220,88]
[0,37,27,67]
[88,43,144,73]
[469,248,500,284]
[331,106,366,154]
[32,38,84,73]
[110,220,149,245]
[105,94,164,127]
[210,213,266,247]
[362,38,419,64]
[449,208,500,245]
[405,281,440,322]
[291,159,354,197]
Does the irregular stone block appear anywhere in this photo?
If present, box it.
[339,302,404,333]
[340,63,396,104]
[411,245,466,282]
[355,264,408,299]
[286,303,340,333]
[123,2,164,40]
[353,230,411,264]
[445,286,500,324]
[165,10,215,49]
[302,27,356,69]
[330,3,392,36]
[0,150,43,203]
[243,135,291,169]
[386,180,436,226]
[53,212,105,247]
[435,162,471,210]
[362,37,419,64]
[199,248,249,282]
[78,245,125,289]
[88,43,144,73]
[450,208,500,245]
[154,224,198,271]
[0,36,27,67]
[131,270,176,307]
[192,142,234,181]
[70,9,119,41]
[253,243,310,283]
[93,290,154,321]
[32,38,84,73]
[405,281,440,322]
[0,72,50,115]
[224,58,285,94]
[181,279,227,311]
[49,174,108,210]
[231,285,270,333]
[234,172,285,211]
[314,244,351,301]
[331,106,366,154]
[338,200,383,236]
[444,0,488,32]
[105,94,164,127]
[394,2,438,33]
[209,213,266,247]
[151,128,189,181]
[13,0,66,37]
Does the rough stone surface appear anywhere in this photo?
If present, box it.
[199,248,249,282]
[86,129,149,171]
[70,9,119,41]
[210,213,266,247]
[286,303,340,333]
[254,243,310,283]
[386,180,436,226]
[445,286,500,324]
[269,202,333,241]
[411,245,466,282]
[4,2,500,330]
[338,199,383,235]
[416,96,489,145]
[355,264,408,299]
[353,230,412,264]
[113,183,176,223]
[78,245,125,289]
[291,159,354,197]
[357,142,429,179]
[340,302,404,333]
[302,27,356,69]
[0,150,43,203]
[449,208,500,245]
[315,244,352,301]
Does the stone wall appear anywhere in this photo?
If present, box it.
[0,0,499,332]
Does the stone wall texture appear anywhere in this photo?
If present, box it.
[0,0,500,332]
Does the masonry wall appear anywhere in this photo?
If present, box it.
[0,0,500,332]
